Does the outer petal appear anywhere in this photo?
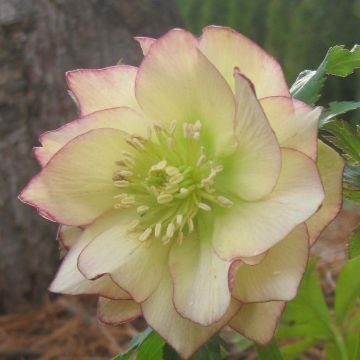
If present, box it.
[57,225,82,250]
[38,107,148,166]
[97,297,141,325]
[222,71,281,201]
[230,301,286,344]
[306,141,344,245]
[169,234,231,326]
[213,149,324,259]
[135,28,236,156]
[260,96,321,160]
[50,213,131,300]
[141,272,240,359]
[33,147,48,167]
[78,215,169,303]
[19,128,129,225]
[232,224,309,302]
[66,65,140,115]
[199,26,289,98]
[134,36,156,56]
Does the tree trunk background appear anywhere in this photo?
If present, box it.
[0,0,182,312]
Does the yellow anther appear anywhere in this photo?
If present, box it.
[114,180,130,188]
[187,218,194,233]
[155,223,162,238]
[217,196,234,208]
[176,214,183,225]
[166,223,175,238]
[127,219,140,231]
[169,173,184,185]
[165,166,179,176]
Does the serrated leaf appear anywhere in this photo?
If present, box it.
[320,101,360,127]
[137,331,165,360]
[112,328,152,360]
[326,45,360,77]
[335,257,360,323]
[323,120,360,164]
[348,226,360,259]
[277,260,332,340]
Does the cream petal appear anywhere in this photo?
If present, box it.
[50,212,131,300]
[38,107,148,166]
[57,225,82,250]
[66,65,140,115]
[213,149,324,259]
[199,26,289,98]
[135,28,236,156]
[230,301,286,344]
[78,216,169,303]
[97,297,141,325]
[232,224,309,302]
[141,272,240,359]
[222,71,281,201]
[306,141,344,245]
[260,96,321,160]
[134,36,156,55]
[19,128,129,226]
[169,234,231,326]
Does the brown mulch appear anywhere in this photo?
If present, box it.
[0,204,359,360]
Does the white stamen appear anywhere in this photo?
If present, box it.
[137,205,150,214]
[177,231,184,245]
[166,223,175,238]
[198,202,211,211]
[122,150,136,159]
[157,193,173,204]
[169,173,184,184]
[165,166,179,176]
[155,223,162,238]
[188,218,194,233]
[114,180,129,188]
[139,227,152,242]
[169,120,177,134]
[176,214,183,225]
[217,196,234,208]
[197,154,206,167]
[127,219,140,231]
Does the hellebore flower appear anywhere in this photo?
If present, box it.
[19,26,344,358]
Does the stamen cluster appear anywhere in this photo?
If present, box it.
[112,120,233,245]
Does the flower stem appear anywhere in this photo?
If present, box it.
[329,322,349,360]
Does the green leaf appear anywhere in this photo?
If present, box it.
[256,339,284,360]
[326,45,360,77]
[348,226,360,259]
[320,101,360,127]
[277,260,332,340]
[344,189,360,202]
[233,334,253,352]
[163,344,181,360]
[192,335,223,360]
[325,341,341,360]
[335,257,360,323]
[112,327,153,360]
[322,120,360,164]
[137,332,165,360]
[281,339,316,360]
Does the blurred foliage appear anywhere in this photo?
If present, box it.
[177,0,360,106]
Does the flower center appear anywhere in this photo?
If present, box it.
[112,120,233,245]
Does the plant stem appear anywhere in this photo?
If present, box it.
[329,323,349,360]
[255,339,284,360]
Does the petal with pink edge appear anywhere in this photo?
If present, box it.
[38,107,148,166]
[66,65,140,115]
[135,28,236,156]
[134,36,156,56]
[199,26,289,98]
[260,96,321,160]
[97,297,141,325]
[50,212,131,300]
[306,141,344,245]
[142,272,241,359]
[214,149,324,259]
[78,213,169,303]
[230,301,286,344]
[169,233,231,326]
[19,128,129,226]
[221,71,281,201]
[232,224,309,303]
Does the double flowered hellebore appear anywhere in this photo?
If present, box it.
[19,26,344,358]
